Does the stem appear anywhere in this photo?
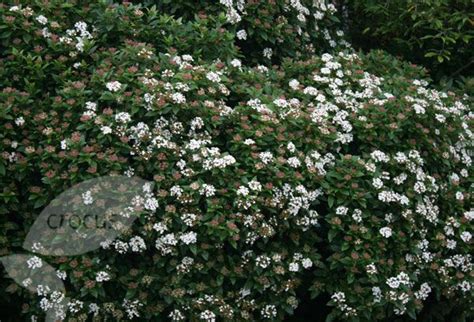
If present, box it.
[449,59,474,78]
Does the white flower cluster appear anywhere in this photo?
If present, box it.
[386,272,411,289]
[106,81,122,92]
[271,184,323,217]
[155,230,197,255]
[26,256,43,269]
[95,271,110,282]
[59,21,94,53]
[39,290,67,321]
[201,148,236,170]
[331,292,357,317]
[122,299,143,319]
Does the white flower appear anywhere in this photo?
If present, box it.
[379,226,392,238]
[287,142,296,153]
[386,277,400,289]
[263,48,273,59]
[322,53,333,62]
[435,114,446,123]
[106,81,122,92]
[180,231,197,245]
[230,59,241,68]
[257,65,269,73]
[273,98,288,108]
[303,86,318,96]
[256,255,271,268]
[162,233,178,246]
[56,270,67,280]
[15,116,25,126]
[181,213,197,227]
[458,281,471,292]
[259,152,273,164]
[85,101,97,111]
[181,54,193,62]
[397,272,410,285]
[393,173,407,185]
[169,309,185,321]
[82,190,93,205]
[243,139,255,145]
[35,15,48,25]
[287,157,301,168]
[122,299,142,319]
[25,280,37,292]
[101,126,112,135]
[27,256,43,269]
[144,196,158,211]
[460,231,471,243]
[336,206,348,216]
[302,258,313,269]
[199,310,216,322]
[446,239,457,249]
[315,93,326,102]
[153,222,168,234]
[236,29,247,40]
[171,92,186,104]
[261,305,277,318]
[331,292,346,303]
[372,286,382,303]
[415,283,431,300]
[352,209,363,223]
[206,71,221,83]
[237,186,250,196]
[89,303,100,314]
[68,299,84,314]
[371,150,389,163]
[248,180,262,192]
[129,236,146,252]
[95,271,110,282]
[464,210,474,221]
[413,104,425,114]
[74,41,83,52]
[414,181,426,193]
[321,67,331,75]
[372,178,384,189]
[289,79,300,90]
[289,262,300,272]
[115,112,131,123]
[366,263,377,274]
[114,241,129,253]
[170,185,183,197]
[200,184,216,197]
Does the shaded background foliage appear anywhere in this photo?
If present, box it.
[341,0,474,93]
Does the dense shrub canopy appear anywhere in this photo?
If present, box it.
[344,0,474,81]
[0,1,472,321]
[143,0,350,63]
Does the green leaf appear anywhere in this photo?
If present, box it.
[328,230,336,243]
[328,195,334,208]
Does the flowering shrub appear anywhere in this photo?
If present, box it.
[0,1,473,321]
[147,0,350,63]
